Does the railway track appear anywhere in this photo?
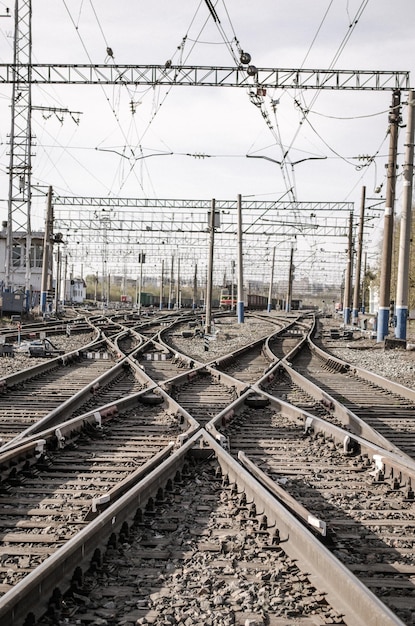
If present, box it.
[0,430,405,626]
[132,339,198,382]
[164,367,241,427]
[0,389,190,600]
[279,329,415,460]
[0,311,413,624]
[38,452,348,626]
[160,314,284,364]
[212,390,415,625]
[0,335,149,448]
[0,313,196,450]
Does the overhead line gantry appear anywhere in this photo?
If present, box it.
[0,63,409,90]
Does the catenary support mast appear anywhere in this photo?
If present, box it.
[395,90,415,340]
[377,90,401,342]
[352,187,366,324]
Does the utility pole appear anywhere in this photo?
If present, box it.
[362,251,367,314]
[137,251,144,314]
[159,259,164,310]
[168,255,174,309]
[176,256,180,308]
[54,244,61,315]
[343,211,354,325]
[377,89,401,342]
[40,186,53,314]
[395,90,415,340]
[205,199,216,335]
[63,254,68,307]
[192,263,198,310]
[231,260,235,311]
[236,194,244,323]
[267,247,276,313]
[352,187,366,324]
[286,245,294,313]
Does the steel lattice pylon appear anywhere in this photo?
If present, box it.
[5,0,32,297]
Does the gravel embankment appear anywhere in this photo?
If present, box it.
[326,339,415,389]
[169,315,415,391]
[318,319,415,390]
[164,316,279,363]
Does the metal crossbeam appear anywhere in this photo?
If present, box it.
[0,64,410,90]
[54,196,354,212]
[54,203,354,238]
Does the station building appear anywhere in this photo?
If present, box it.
[0,223,86,312]
[0,223,45,311]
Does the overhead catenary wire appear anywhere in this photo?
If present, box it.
[61,0,158,195]
[63,0,255,196]
[252,0,382,205]
[285,0,370,164]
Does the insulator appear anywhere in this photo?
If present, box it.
[247,65,258,77]
[240,51,251,65]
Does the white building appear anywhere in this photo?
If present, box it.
[64,278,86,304]
[0,223,47,310]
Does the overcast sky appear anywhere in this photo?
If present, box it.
[0,1,413,284]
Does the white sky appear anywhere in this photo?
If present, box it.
[0,0,414,287]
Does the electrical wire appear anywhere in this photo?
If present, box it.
[287,0,370,161]
[61,0,153,195]
[252,1,334,193]
[308,107,389,120]
[33,117,110,194]
[300,1,334,70]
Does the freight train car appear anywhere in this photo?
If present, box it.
[220,289,278,311]
[220,287,302,311]
[247,294,280,310]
